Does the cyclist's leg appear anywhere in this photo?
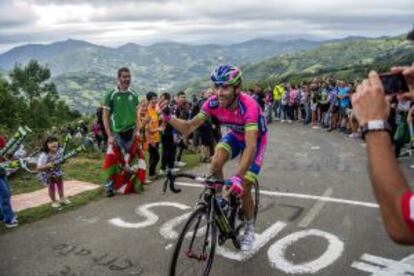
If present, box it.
[241,133,267,222]
[239,134,266,251]
[210,132,241,179]
[241,179,255,220]
[239,174,256,251]
[210,145,230,180]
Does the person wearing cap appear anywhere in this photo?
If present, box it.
[351,29,414,244]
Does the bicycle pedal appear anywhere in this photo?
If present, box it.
[218,235,226,246]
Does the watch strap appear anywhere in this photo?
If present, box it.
[360,120,392,141]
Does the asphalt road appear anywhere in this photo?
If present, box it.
[2,121,414,276]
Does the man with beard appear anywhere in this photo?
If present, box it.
[102,67,140,197]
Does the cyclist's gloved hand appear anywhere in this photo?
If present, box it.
[229,175,244,197]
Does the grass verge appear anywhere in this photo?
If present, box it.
[3,149,200,231]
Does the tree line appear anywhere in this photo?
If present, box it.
[0,60,81,135]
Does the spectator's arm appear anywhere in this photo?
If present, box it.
[36,163,53,171]
[407,106,414,124]
[136,112,142,130]
[365,131,414,244]
[135,110,140,135]
[102,108,113,140]
[36,154,53,171]
[352,71,414,244]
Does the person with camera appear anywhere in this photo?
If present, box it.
[351,65,414,244]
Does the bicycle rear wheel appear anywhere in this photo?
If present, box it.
[169,205,217,276]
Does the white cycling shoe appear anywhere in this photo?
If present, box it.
[240,230,255,251]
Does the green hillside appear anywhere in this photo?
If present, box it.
[52,71,148,113]
[245,36,414,85]
[182,36,414,93]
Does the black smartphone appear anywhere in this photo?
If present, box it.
[380,73,409,94]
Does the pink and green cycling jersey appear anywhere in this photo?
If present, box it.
[197,92,267,140]
[197,92,267,182]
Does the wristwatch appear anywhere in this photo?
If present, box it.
[360,120,392,141]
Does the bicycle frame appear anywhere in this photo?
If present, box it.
[0,126,32,158]
[166,172,240,244]
[167,171,260,275]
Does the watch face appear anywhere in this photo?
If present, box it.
[368,120,385,130]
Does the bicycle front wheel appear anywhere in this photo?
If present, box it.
[169,205,217,276]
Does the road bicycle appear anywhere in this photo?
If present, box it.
[163,171,259,276]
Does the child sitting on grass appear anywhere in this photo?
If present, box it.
[37,136,71,208]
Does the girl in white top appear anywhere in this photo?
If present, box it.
[37,136,71,208]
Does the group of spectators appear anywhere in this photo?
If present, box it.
[94,67,226,197]
[93,65,414,195]
[94,89,223,185]
[251,80,357,135]
[252,78,414,159]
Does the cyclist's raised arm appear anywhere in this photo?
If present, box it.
[168,114,206,137]
[157,98,207,137]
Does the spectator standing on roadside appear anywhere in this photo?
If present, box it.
[174,91,189,168]
[146,92,161,181]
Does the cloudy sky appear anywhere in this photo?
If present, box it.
[0,0,413,53]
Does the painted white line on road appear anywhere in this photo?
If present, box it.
[352,253,414,274]
[268,229,344,274]
[160,212,192,240]
[175,182,379,208]
[298,188,333,227]
[216,221,287,261]
[108,202,190,229]
[402,253,414,265]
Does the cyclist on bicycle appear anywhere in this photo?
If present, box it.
[158,65,267,251]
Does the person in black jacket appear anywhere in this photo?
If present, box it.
[174,91,189,167]
[159,93,179,174]
[196,90,216,162]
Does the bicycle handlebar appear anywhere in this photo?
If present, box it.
[164,171,228,194]
[0,157,38,174]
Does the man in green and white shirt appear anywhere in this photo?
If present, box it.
[102,67,139,196]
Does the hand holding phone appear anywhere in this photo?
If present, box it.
[379,73,409,95]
